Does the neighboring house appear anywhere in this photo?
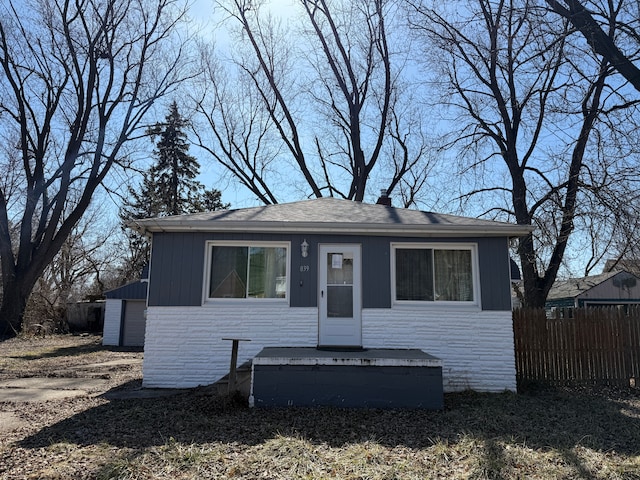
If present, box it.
[603,259,640,277]
[546,270,640,311]
[132,197,532,394]
[103,278,148,347]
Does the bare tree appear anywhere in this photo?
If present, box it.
[193,48,283,204]
[546,0,640,92]
[578,140,640,275]
[195,0,433,204]
[541,1,640,272]
[0,0,192,336]
[25,203,116,332]
[409,0,640,307]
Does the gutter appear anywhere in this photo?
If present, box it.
[129,219,534,238]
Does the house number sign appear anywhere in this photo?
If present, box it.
[300,265,310,272]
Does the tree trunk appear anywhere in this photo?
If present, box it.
[0,280,28,338]
[518,233,548,309]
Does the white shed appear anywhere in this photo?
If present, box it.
[103,280,148,347]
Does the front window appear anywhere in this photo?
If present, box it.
[207,243,288,299]
[394,245,476,303]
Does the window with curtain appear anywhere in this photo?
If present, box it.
[394,245,475,303]
[208,244,288,299]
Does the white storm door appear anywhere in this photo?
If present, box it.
[318,244,362,347]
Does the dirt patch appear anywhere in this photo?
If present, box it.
[0,340,143,402]
[0,334,143,391]
[0,377,111,390]
[0,387,89,403]
[0,335,143,416]
[0,411,24,434]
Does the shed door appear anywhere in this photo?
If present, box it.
[318,244,362,347]
[122,300,146,347]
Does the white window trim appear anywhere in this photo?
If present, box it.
[390,242,481,308]
[203,241,291,305]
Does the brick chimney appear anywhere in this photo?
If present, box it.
[376,189,391,206]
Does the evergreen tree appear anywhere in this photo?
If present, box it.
[119,101,229,281]
[147,101,203,215]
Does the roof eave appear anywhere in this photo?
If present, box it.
[131,220,534,238]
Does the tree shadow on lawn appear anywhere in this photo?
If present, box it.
[17,385,640,460]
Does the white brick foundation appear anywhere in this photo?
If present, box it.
[143,304,516,392]
[142,304,317,388]
[362,307,516,392]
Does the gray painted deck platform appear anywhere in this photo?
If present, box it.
[251,347,444,409]
[253,347,443,367]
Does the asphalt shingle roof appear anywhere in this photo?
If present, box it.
[131,197,533,237]
[547,270,634,300]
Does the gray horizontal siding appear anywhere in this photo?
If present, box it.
[148,233,206,306]
[147,232,512,311]
[476,237,512,311]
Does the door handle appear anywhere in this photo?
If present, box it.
[321,290,324,298]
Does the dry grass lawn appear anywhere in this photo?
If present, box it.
[1,334,640,479]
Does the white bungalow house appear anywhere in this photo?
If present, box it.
[131,197,532,406]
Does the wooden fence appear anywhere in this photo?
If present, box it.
[513,307,640,387]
